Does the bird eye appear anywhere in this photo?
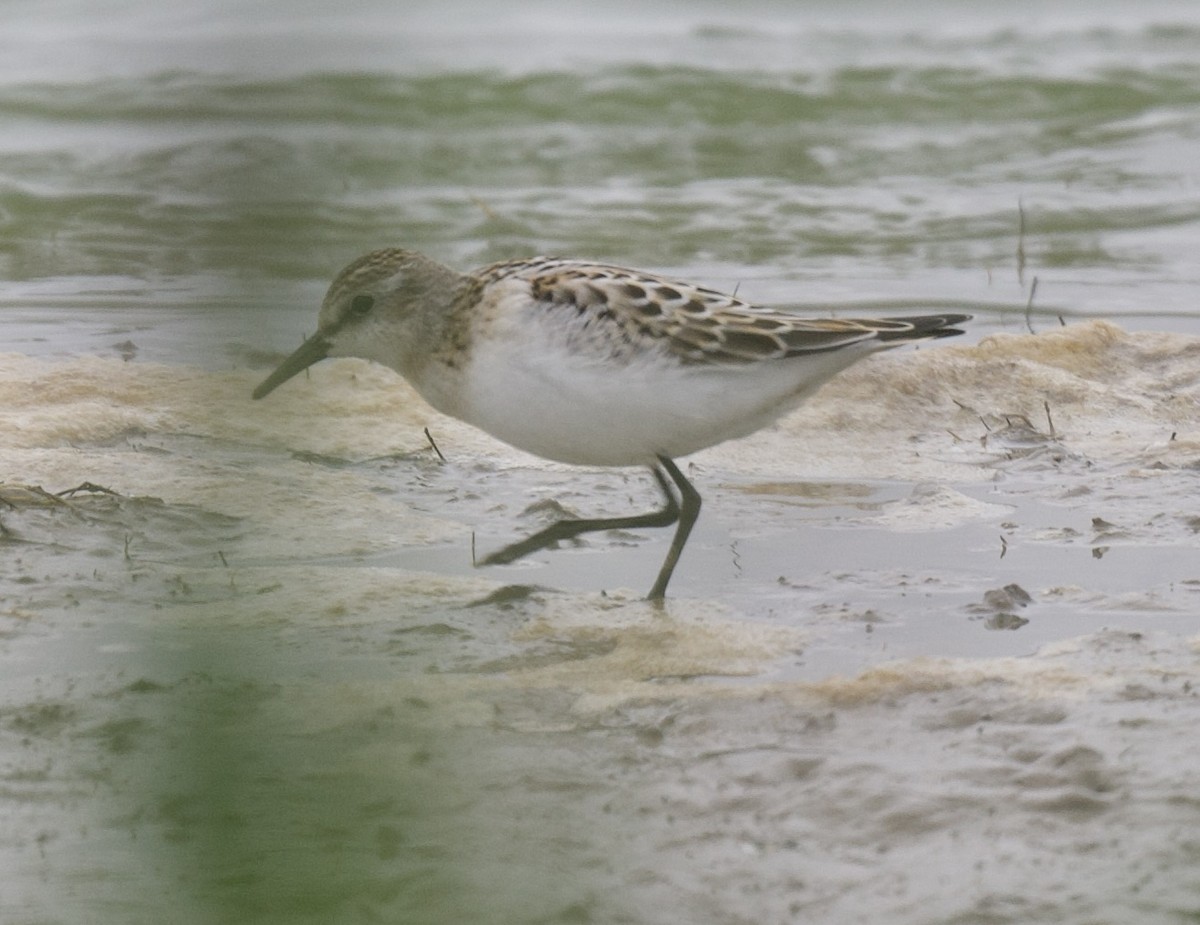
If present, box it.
[349,294,375,317]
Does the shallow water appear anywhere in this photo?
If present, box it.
[4,2,1200,923]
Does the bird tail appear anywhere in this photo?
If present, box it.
[873,313,971,343]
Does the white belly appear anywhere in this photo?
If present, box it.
[455,331,875,466]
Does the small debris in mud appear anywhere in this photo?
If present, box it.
[985,612,1030,631]
[983,584,1033,611]
[968,582,1034,630]
[113,339,138,361]
[467,584,546,608]
[56,482,120,498]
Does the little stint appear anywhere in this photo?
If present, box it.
[254,249,969,599]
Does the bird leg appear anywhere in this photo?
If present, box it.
[478,458,700,599]
[645,456,701,601]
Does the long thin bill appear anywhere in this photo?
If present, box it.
[252,332,331,399]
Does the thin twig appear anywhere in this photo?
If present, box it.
[56,482,119,498]
[1024,275,1039,334]
[1017,198,1027,287]
[1043,400,1056,438]
[469,194,500,222]
[424,427,447,462]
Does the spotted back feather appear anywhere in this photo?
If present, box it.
[476,257,969,365]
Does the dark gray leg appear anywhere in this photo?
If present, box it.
[478,458,702,600]
[479,466,681,568]
[646,456,701,601]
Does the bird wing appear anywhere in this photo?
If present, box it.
[477,257,965,365]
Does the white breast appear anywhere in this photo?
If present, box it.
[455,283,878,466]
